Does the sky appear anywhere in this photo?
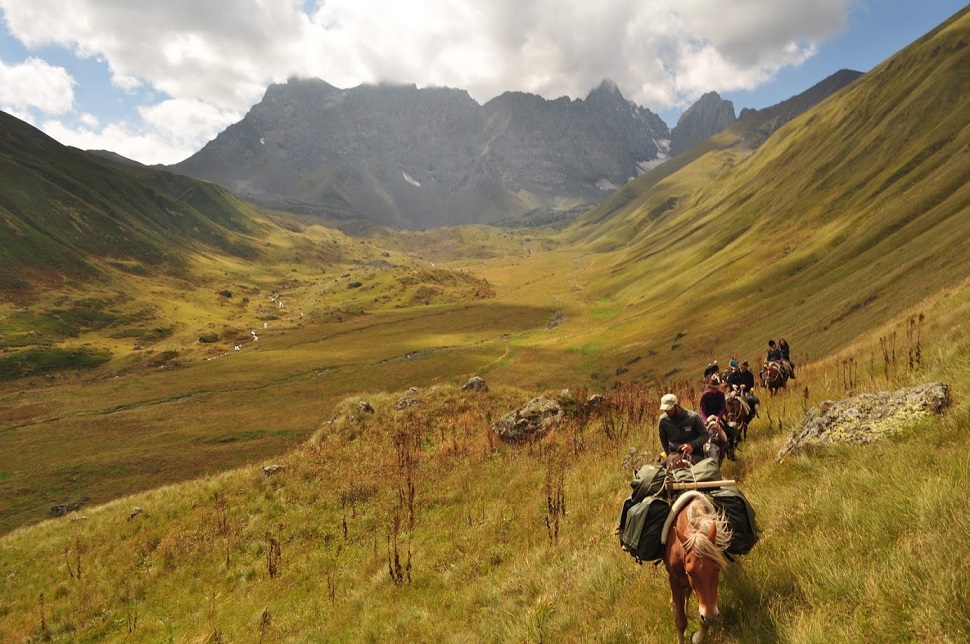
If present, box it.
[0,0,964,166]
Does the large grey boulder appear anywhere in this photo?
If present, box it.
[461,376,489,392]
[778,382,949,459]
[491,396,564,443]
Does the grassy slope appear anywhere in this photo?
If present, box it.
[0,291,966,642]
[1,8,969,642]
[0,113,270,298]
[558,9,969,377]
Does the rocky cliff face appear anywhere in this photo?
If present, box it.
[171,78,670,228]
[669,91,737,156]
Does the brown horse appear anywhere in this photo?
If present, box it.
[761,361,788,396]
[663,492,733,643]
[724,393,751,443]
[704,416,731,465]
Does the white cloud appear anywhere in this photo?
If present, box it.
[0,56,75,114]
[41,118,201,165]
[1,0,851,110]
[0,0,855,162]
[37,97,241,165]
[139,98,242,149]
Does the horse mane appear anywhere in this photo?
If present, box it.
[682,497,733,566]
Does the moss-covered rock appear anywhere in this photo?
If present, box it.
[778,382,949,459]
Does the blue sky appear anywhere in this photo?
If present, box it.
[0,1,965,165]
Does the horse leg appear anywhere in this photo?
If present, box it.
[691,622,710,644]
[670,579,689,644]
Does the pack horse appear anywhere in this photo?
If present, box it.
[663,492,733,644]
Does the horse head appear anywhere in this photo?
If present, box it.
[704,417,729,464]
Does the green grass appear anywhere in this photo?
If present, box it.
[0,347,111,381]
[0,312,966,641]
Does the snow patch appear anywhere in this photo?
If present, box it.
[637,140,671,174]
[596,178,619,191]
[402,171,421,187]
[260,137,265,145]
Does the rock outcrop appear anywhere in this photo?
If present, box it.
[491,396,565,443]
[778,382,949,459]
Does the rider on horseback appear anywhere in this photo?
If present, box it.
[764,340,790,379]
[779,338,796,379]
[699,376,726,424]
[699,376,737,461]
[703,360,719,385]
[659,393,720,466]
[726,360,759,415]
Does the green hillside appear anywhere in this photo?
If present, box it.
[561,7,969,374]
[1,7,969,642]
[0,112,263,297]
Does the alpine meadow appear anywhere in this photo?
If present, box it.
[1,7,969,644]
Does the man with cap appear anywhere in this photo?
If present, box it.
[658,393,717,466]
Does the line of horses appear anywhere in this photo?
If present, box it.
[660,360,790,642]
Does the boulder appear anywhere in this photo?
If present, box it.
[491,396,564,443]
[461,376,489,392]
[778,382,949,459]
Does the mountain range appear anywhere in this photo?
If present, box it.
[171,72,860,229]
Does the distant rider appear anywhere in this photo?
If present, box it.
[778,338,796,379]
[726,360,759,415]
[703,360,719,384]
[698,376,727,423]
[764,339,788,379]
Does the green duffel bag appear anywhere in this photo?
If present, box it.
[620,495,671,563]
[670,457,723,485]
[710,487,760,555]
[630,463,667,503]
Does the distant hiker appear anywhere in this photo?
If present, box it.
[699,376,727,423]
[659,393,719,466]
[778,338,796,379]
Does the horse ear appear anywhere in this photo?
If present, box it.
[706,520,717,544]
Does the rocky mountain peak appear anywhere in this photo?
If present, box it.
[669,91,737,156]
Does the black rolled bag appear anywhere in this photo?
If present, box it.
[619,494,670,563]
[710,487,759,555]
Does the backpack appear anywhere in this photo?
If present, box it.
[619,494,671,563]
